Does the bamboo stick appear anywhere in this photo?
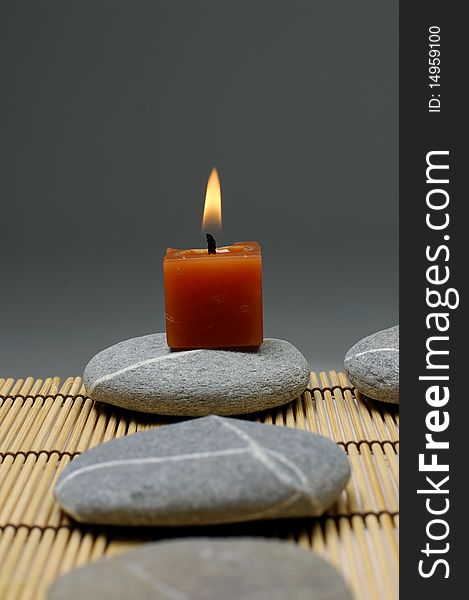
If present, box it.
[0,373,399,600]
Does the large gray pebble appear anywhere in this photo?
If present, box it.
[54,416,350,526]
[48,538,353,600]
[83,333,310,416]
[344,325,399,403]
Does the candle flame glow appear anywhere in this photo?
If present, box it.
[202,167,222,232]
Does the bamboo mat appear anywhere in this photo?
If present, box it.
[0,372,399,600]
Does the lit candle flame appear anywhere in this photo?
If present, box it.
[202,167,222,232]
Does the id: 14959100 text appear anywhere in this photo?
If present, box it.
[428,25,441,113]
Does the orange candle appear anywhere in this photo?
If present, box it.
[163,168,263,350]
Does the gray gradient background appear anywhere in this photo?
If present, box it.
[1,0,398,378]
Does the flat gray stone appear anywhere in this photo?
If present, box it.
[48,538,353,600]
[83,333,310,416]
[344,325,399,404]
[54,416,350,526]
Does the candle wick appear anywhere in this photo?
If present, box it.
[206,233,217,255]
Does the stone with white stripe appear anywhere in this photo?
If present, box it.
[54,416,350,526]
[83,333,310,416]
[48,538,354,600]
[344,325,399,404]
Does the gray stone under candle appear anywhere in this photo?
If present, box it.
[54,416,350,526]
[344,325,399,403]
[83,333,310,416]
[48,538,354,600]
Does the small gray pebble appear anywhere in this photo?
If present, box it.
[48,537,354,600]
[54,416,350,526]
[344,325,399,403]
[83,333,310,415]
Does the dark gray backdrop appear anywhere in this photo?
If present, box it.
[1,0,398,378]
